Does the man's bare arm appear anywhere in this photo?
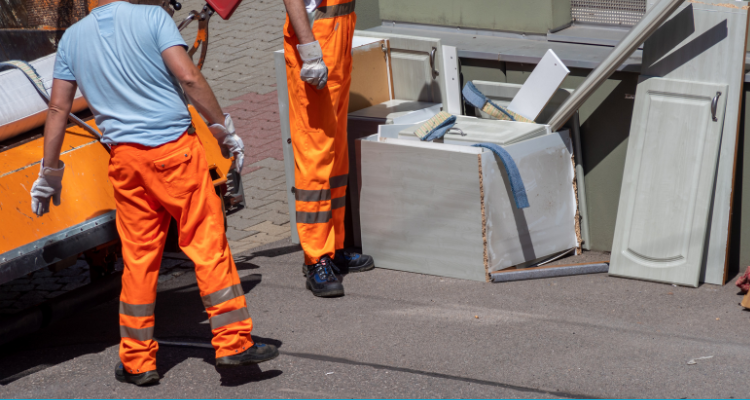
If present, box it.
[43,79,77,169]
[162,45,224,126]
[283,0,315,44]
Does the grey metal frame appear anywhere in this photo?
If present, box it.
[0,211,118,285]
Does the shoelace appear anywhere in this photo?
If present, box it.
[314,258,340,281]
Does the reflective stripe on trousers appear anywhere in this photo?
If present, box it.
[284,2,356,265]
[110,132,253,374]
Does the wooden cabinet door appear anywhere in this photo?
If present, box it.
[609,77,728,287]
[354,30,446,105]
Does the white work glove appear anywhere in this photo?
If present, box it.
[30,159,65,217]
[208,113,245,174]
[297,41,328,90]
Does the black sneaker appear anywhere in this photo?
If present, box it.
[305,256,344,297]
[115,362,160,386]
[334,249,375,273]
[215,343,279,367]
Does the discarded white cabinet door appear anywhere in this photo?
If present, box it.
[358,129,578,282]
[507,49,570,122]
[608,77,728,287]
[644,0,749,285]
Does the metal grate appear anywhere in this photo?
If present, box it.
[572,0,646,26]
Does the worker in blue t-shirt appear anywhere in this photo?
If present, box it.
[29,0,278,386]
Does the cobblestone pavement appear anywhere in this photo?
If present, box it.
[0,0,291,314]
[177,0,293,254]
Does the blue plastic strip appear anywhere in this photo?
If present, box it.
[472,143,529,209]
[422,115,457,141]
[462,81,516,121]
[462,81,487,109]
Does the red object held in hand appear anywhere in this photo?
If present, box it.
[206,0,242,20]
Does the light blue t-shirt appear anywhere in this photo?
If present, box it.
[53,1,191,147]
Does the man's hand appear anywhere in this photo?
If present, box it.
[30,160,65,217]
[208,113,245,174]
[297,41,328,90]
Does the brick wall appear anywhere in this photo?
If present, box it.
[26,0,88,28]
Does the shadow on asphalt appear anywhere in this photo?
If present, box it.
[0,256,283,387]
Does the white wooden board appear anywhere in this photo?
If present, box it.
[643,0,749,285]
[507,49,570,122]
[482,132,579,272]
[273,50,299,244]
[441,45,461,115]
[359,138,488,282]
[609,77,728,287]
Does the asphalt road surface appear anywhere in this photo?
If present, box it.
[0,239,748,398]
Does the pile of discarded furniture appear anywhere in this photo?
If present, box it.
[275,0,750,292]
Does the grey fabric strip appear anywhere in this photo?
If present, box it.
[312,0,356,21]
[201,284,244,308]
[329,174,349,189]
[119,301,155,317]
[331,196,346,210]
[120,325,155,341]
[296,210,332,224]
[295,188,332,202]
[209,307,251,330]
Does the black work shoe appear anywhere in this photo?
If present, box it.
[216,343,280,367]
[305,256,344,297]
[334,249,375,273]
[115,362,160,386]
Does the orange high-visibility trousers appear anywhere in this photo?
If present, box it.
[109,132,253,374]
[283,0,356,265]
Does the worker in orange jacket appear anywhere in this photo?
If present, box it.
[29,0,278,386]
[283,0,375,298]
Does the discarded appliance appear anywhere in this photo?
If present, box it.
[275,32,460,245]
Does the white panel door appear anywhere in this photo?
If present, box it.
[354,30,445,105]
[609,77,728,287]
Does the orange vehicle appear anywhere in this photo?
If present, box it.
[0,0,245,284]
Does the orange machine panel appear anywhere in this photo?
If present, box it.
[0,105,230,255]
[0,123,114,255]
